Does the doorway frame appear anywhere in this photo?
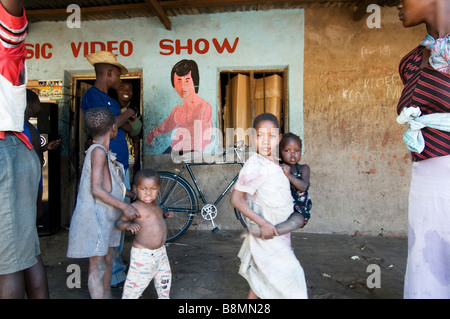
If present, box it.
[68,70,143,203]
[218,68,289,146]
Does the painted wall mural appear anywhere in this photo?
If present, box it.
[146,59,213,155]
[24,9,305,157]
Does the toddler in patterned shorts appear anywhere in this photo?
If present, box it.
[117,168,173,299]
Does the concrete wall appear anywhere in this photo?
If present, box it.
[25,9,305,229]
[25,6,426,235]
[302,7,425,235]
[148,7,426,236]
[25,9,305,154]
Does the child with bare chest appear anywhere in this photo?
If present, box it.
[117,168,173,299]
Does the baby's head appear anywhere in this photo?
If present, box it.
[280,132,302,165]
[133,168,160,203]
[252,113,280,159]
[84,107,116,139]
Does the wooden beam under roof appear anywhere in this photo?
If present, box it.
[25,0,368,25]
[145,0,172,30]
[160,0,355,8]
[25,0,355,18]
[26,3,149,19]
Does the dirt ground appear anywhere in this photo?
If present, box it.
[39,228,407,299]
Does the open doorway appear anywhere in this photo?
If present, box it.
[69,72,143,197]
[219,69,288,146]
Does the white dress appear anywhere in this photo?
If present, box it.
[235,153,308,299]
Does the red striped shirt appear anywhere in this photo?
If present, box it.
[0,3,27,85]
[397,45,450,161]
[0,3,30,149]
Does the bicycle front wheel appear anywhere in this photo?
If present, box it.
[157,171,198,242]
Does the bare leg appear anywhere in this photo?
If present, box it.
[275,213,305,235]
[247,213,305,238]
[88,256,107,299]
[24,255,49,299]
[88,248,116,299]
[103,247,116,299]
[0,271,25,299]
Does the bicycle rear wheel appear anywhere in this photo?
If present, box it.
[157,171,198,242]
[234,208,247,229]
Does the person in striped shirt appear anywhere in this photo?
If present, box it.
[397,0,450,299]
[0,0,48,298]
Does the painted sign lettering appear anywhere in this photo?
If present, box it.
[25,43,53,59]
[159,37,239,55]
[25,40,133,60]
[25,37,238,60]
[70,40,133,58]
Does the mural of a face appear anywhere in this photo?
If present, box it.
[146,59,213,155]
[174,71,196,100]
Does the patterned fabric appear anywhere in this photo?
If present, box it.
[397,45,450,162]
[290,163,312,226]
[420,34,450,75]
[0,4,29,143]
[122,246,171,299]
[0,4,27,86]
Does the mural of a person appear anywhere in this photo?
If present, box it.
[146,60,212,155]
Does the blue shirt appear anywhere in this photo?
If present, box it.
[81,87,129,169]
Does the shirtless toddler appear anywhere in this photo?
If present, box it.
[117,168,173,299]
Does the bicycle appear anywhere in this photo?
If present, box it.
[157,141,248,242]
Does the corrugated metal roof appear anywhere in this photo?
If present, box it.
[25,0,401,25]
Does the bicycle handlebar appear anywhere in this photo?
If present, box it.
[172,140,246,164]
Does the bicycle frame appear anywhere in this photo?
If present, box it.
[158,143,247,241]
[159,160,243,213]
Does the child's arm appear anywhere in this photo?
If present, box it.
[91,147,140,220]
[281,164,310,192]
[125,189,137,201]
[116,214,140,234]
[231,188,278,240]
[1,0,24,16]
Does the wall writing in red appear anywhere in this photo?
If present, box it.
[159,37,239,55]
[25,37,239,60]
[25,40,134,60]
[25,43,53,59]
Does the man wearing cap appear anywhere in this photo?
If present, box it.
[81,51,135,287]
[82,51,134,172]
